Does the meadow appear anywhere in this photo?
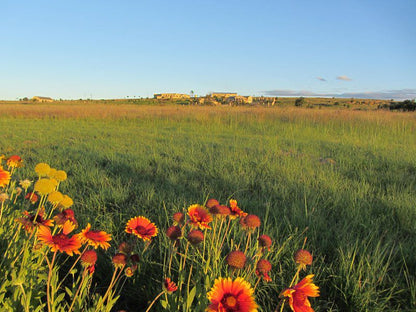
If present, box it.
[1,102,415,311]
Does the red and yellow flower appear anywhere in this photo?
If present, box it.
[77,223,112,250]
[229,199,248,219]
[187,204,213,229]
[280,275,320,312]
[16,208,54,233]
[37,220,82,256]
[294,249,313,271]
[255,259,272,282]
[0,166,11,188]
[7,155,23,168]
[258,234,272,251]
[207,277,258,312]
[54,208,78,227]
[164,277,178,294]
[125,216,158,241]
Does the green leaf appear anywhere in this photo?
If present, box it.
[186,286,196,310]
[160,299,168,309]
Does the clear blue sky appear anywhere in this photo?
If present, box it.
[1,0,415,100]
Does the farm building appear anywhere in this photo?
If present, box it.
[154,93,190,100]
[211,92,238,98]
[32,96,54,102]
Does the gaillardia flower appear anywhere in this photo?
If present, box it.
[25,192,39,204]
[164,277,178,294]
[54,208,78,227]
[207,277,258,312]
[258,234,272,251]
[280,275,320,312]
[112,253,127,268]
[77,223,112,250]
[229,199,248,219]
[37,221,82,256]
[226,251,246,269]
[239,214,261,231]
[255,259,272,282]
[187,229,204,245]
[81,250,98,267]
[81,250,98,275]
[0,166,11,188]
[205,198,220,209]
[125,216,158,241]
[7,155,23,168]
[166,225,182,241]
[187,204,213,229]
[16,208,54,233]
[173,212,185,225]
[294,249,313,271]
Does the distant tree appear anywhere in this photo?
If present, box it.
[22,97,29,101]
[295,97,306,107]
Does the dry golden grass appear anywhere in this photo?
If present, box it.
[0,102,415,128]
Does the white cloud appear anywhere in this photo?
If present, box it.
[336,75,352,81]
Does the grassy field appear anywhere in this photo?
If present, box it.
[1,102,415,311]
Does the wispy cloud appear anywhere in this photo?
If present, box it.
[336,75,352,81]
[262,89,416,100]
[317,77,327,82]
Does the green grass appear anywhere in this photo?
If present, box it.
[1,105,415,311]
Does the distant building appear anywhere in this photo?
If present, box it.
[32,96,54,102]
[211,92,238,98]
[228,95,253,104]
[154,93,190,100]
[210,93,252,104]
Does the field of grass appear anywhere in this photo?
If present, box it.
[1,103,415,311]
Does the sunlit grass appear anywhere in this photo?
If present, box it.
[1,103,415,311]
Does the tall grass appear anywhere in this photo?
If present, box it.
[1,104,415,311]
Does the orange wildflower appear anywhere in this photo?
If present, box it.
[166,225,182,241]
[25,192,39,204]
[16,208,54,233]
[294,249,313,271]
[7,155,23,168]
[187,229,204,245]
[281,275,320,312]
[255,259,272,282]
[187,204,213,229]
[125,216,158,241]
[239,214,261,230]
[164,277,178,294]
[54,208,78,227]
[112,253,127,268]
[258,234,272,251]
[207,277,258,312]
[229,199,247,219]
[0,166,11,188]
[37,221,81,256]
[81,250,98,267]
[172,212,185,225]
[226,251,246,269]
[205,198,220,209]
[77,223,112,250]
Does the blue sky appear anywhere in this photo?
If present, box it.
[1,0,415,100]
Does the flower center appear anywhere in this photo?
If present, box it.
[135,225,148,235]
[52,233,68,246]
[222,294,238,310]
